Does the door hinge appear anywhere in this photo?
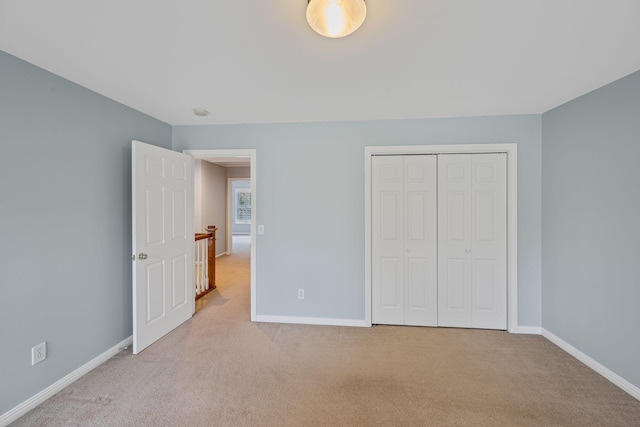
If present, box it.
[131,254,135,261]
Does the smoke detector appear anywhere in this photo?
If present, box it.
[193,108,209,117]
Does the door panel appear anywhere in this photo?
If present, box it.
[372,157,404,325]
[446,258,467,311]
[380,257,402,308]
[438,155,472,327]
[475,259,495,311]
[381,192,400,240]
[446,191,466,240]
[403,155,437,326]
[146,260,165,323]
[438,153,506,329]
[407,192,425,240]
[172,254,188,308]
[133,140,194,354]
[406,257,427,308]
[172,189,187,239]
[446,163,466,181]
[372,155,437,326]
[471,154,506,329]
[146,187,165,245]
[475,192,495,241]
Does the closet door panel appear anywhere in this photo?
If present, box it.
[446,258,467,310]
[373,152,505,329]
[438,155,473,327]
[471,154,507,329]
[475,259,496,310]
[404,155,437,326]
[446,191,466,240]
[379,257,402,308]
[438,153,507,329]
[372,156,404,325]
[406,257,428,308]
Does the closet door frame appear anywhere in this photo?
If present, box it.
[364,144,518,332]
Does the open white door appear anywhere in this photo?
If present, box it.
[132,140,194,354]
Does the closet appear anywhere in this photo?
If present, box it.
[371,153,507,330]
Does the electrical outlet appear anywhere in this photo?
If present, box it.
[298,289,304,300]
[258,225,264,235]
[32,342,47,365]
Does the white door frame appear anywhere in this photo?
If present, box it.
[184,149,257,322]
[365,144,518,332]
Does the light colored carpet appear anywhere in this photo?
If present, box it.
[12,236,640,426]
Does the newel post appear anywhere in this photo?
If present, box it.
[206,225,217,290]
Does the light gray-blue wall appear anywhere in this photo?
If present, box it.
[0,51,172,414]
[173,116,542,325]
[200,161,228,254]
[542,70,640,388]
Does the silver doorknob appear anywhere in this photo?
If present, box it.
[138,253,148,260]
[465,249,471,253]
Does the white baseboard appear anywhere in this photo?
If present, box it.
[254,317,544,332]
[542,328,640,402]
[215,252,227,258]
[0,336,133,427]
[512,325,542,335]
[255,315,370,328]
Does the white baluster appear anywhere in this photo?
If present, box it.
[203,238,209,291]
[198,240,204,294]
[199,240,205,293]
[195,239,202,295]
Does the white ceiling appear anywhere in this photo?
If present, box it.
[203,157,250,168]
[1,1,639,126]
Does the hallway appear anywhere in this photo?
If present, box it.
[195,235,251,316]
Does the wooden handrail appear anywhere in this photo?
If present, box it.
[194,225,218,299]
[195,232,212,242]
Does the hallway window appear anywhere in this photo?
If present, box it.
[235,189,251,224]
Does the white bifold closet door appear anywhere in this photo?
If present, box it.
[372,153,507,330]
[437,153,507,330]
[371,155,438,326]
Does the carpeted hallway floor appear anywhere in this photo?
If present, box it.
[11,236,640,426]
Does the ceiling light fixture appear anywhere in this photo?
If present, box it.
[306,0,366,39]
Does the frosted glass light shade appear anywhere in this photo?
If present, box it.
[306,0,367,38]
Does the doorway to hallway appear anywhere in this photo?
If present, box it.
[196,235,251,314]
[184,148,257,321]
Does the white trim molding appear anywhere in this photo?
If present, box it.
[184,149,257,322]
[364,144,518,331]
[256,315,369,328]
[542,329,640,402]
[0,336,133,427]
[513,326,542,335]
